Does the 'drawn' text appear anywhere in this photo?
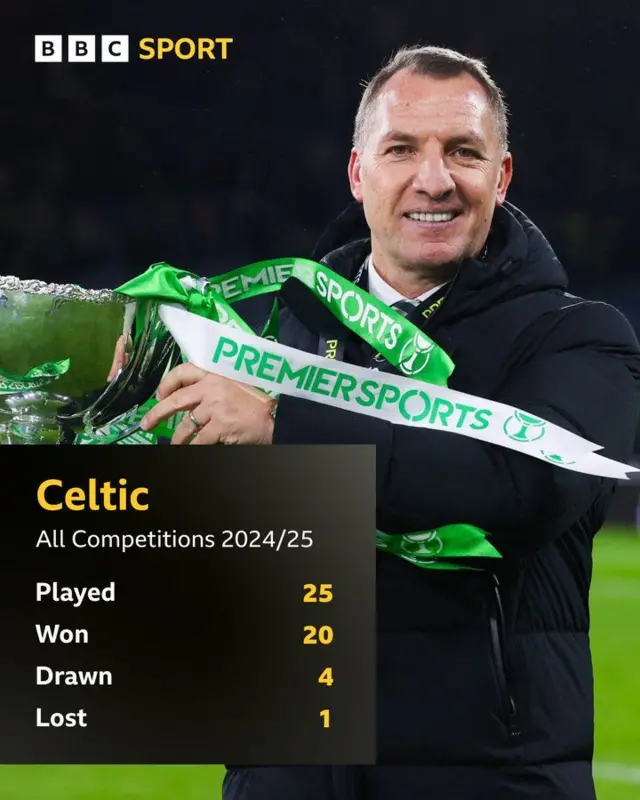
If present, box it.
[37,667,112,686]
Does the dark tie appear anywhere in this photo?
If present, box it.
[392,299,417,317]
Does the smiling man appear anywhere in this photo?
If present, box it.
[136,46,640,799]
[348,66,511,297]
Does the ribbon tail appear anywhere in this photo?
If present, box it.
[539,449,639,479]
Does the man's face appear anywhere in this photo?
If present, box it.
[348,70,513,275]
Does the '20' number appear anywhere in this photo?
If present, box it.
[303,625,334,645]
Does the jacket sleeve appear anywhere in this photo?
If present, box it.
[272,303,640,557]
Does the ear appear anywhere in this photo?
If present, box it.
[495,152,513,206]
[347,149,363,202]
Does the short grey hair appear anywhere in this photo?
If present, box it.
[353,45,509,152]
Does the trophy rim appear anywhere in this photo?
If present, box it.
[0,275,129,304]
[5,391,74,411]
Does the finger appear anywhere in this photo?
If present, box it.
[171,407,209,445]
[156,362,209,400]
[107,335,128,382]
[190,419,225,445]
[140,385,202,430]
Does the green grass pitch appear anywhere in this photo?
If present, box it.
[0,529,637,799]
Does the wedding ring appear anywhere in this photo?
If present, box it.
[189,409,203,429]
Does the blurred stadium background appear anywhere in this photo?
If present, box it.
[1,0,638,796]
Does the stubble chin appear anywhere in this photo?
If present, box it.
[393,241,464,279]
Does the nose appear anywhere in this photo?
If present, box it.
[412,151,455,200]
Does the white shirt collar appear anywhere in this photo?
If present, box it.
[366,255,445,306]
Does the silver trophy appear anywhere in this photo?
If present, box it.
[0,276,180,444]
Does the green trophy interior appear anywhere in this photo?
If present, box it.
[0,287,126,399]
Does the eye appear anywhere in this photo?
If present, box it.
[386,144,413,156]
[452,146,479,158]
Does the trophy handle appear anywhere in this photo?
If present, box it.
[57,299,181,431]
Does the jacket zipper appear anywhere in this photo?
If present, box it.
[489,574,520,738]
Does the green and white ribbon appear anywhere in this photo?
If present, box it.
[158,304,634,480]
[0,358,70,394]
[113,259,638,569]
[206,257,454,385]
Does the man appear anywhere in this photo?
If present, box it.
[131,46,640,798]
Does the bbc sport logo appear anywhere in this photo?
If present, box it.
[34,35,233,63]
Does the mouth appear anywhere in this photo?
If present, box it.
[403,210,462,224]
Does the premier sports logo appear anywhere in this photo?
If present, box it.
[399,529,444,558]
[503,410,547,443]
[398,332,434,376]
[540,451,576,466]
[211,335,492,431]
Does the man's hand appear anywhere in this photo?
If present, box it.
[139,363,276,445]
[107,335,130,381]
